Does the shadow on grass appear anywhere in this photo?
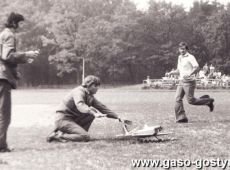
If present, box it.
[15,143,74,152]
[14,137,178,152]
[90,136,178,144]
[190,119,230,124]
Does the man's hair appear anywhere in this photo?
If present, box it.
[82,75,101,87]
[179,42,189,50]
[5,12,24,29]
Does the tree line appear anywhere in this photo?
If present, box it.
[0,0,230,86]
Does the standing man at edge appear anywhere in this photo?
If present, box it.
[0,12,39,152]
[167,42,214,123]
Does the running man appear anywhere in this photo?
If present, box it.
[167,42,214,123]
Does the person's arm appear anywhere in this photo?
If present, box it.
[1,34,38,64]
[72,89,97,116]
[184,55,200,78]
[5,51,38,64]
[168,69,180,76]
[188,66,200,77]
[167,56,180,76]
[92,97,119,119]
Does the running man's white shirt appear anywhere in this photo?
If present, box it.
[177,52,199,80]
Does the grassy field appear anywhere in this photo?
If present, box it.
[0,87,230,170]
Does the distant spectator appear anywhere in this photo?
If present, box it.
[198,69,205,79]
[208,64,215,79]
[203,63,209,75]
[201,76,209,87]
[209,64,215,73]
[217,70,222,78]
[213,71,218,79]
[146,76,151,87]
[221,74,229,87]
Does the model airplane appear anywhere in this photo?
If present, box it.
[116,121,172,142]
[94,112,172,142]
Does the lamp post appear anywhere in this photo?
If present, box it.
[82,57,85,83]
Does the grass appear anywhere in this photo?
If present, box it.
[0,88,230,170]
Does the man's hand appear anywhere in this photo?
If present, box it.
[167,69,179,76]
[183,75,194,81]
[89,107,97,115]
[165,72,171,76]
[118,117,133,125]
[26,50,39,58]
[118,117,123,122]
[94,113,106,118]
[27,58,34,63]
[89,107,98,113]
[25,50,39,63]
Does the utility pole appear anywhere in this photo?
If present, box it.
[82,57,85,83]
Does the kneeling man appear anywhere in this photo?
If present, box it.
[47,75,121,142]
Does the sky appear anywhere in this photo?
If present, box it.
[132,0,230,11]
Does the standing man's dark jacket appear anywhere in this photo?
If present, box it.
[0,28,28,88]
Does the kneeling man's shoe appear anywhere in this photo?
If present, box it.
[46,131,58,143]
[0,148,13,152]
[47,131,67,143]
[176,118,188,123]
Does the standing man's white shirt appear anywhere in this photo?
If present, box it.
[177,52,199,80]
